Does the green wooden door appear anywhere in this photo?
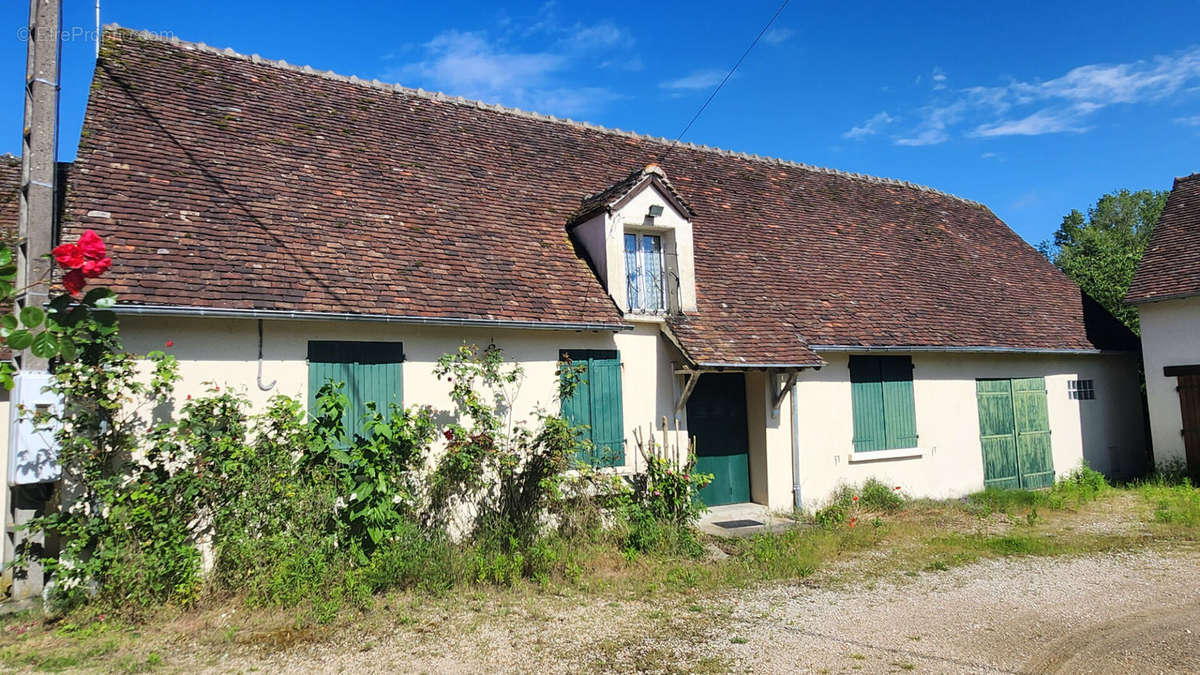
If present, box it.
[977,379,1020,489]
[976,377,1054,489]
[1012,377,1054,488]
[308,341,405,437]
[687,373,751,506]
[560,350,625,467]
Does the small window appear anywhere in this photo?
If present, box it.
[1068,379,1095,400]
[624,232,666,313]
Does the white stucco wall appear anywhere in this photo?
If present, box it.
[1138,296,1200,467]
[775,351,1147,512]
[107,317,1148,515]
[118,316,687,473]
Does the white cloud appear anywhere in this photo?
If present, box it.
[571,21,630,47]
[931,66,947,90]
[660,69,727,91]
[1175,114,1200,126]
[399,31,564,94]
[877,46,1200,146]
[894,100,966,146]
[843,111,894,139]
[1011,190,1041,209]
[973,105,1094,137]
[387,23,631,117]
[762,27,795,46]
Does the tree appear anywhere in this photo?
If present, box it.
[1038,189,1168,334]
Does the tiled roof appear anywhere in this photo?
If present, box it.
[63,28,1136,364]
[1127,173,1200,305]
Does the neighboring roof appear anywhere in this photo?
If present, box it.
[0,154,19,234]
[64,28,1136,364]
[0,154,20,361]
[1127,173,1200,305]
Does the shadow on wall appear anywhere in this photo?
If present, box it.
[1077,370,1149,481]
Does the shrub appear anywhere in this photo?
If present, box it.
[812,479,906,528]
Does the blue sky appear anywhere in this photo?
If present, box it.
[3,1,1199,246]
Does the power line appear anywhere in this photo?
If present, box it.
[661,0,791,162]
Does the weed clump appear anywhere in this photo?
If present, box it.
[812,478,906,528]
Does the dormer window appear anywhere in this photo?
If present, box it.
[567,164,698,317]
[625,232,666,313]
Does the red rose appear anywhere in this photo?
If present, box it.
[852,496,859,502]
[80,256,112,279]
[63,269,86,296]
[166,340,174,347]
[77,230,106,260]
[52,243,84,269]
[849,518,858,528]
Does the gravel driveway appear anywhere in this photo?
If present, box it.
[194,549,1200,674]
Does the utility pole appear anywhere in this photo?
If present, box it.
[6,0,62,603]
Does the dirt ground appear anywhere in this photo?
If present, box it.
[168,548,1199,674]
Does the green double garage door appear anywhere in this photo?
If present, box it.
[976,377,1054,489]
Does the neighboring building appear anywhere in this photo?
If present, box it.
[38,28,1146,511]
[1127,173,1200,478]
[0,154,20,589]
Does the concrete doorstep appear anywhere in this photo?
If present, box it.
[698,502,798,538]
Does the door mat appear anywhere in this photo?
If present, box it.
[712,519,763,529]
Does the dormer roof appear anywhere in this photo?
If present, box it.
[570,164,696,226]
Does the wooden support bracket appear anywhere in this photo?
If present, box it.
[675,370,701,414]
[771,371,798,412]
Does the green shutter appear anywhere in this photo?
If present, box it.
[1012,377,1054,488]
[560,350,625,467]
[307,341,405,438]
[976,377,1054,489]
[851,356,918,452]
[977,379,1020,489]
[880,357,918,449]
[850,357,886,451]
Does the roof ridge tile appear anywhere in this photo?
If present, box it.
[103,24,985,208]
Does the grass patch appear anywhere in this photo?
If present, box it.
[4,475,1197,672]
[1128,474,1200,528]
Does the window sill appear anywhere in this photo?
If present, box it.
[848,447,926,463]
[624,313,669,324]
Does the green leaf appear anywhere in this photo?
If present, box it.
[57,339,77,361]
[82,287,116,307]
[47,294,73,315]
[92,310,117,326]
[30,332,57,359]
[0,247,11,266]
[329,449,353,465]
[94,295,117,309]
[0,315,16,333]
[19,306,44,329]
[6,329,32,350]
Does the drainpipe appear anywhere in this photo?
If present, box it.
[790,377,802,511]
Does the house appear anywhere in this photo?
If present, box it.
[38,27,1147,511]
[1127,173,1200,478]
